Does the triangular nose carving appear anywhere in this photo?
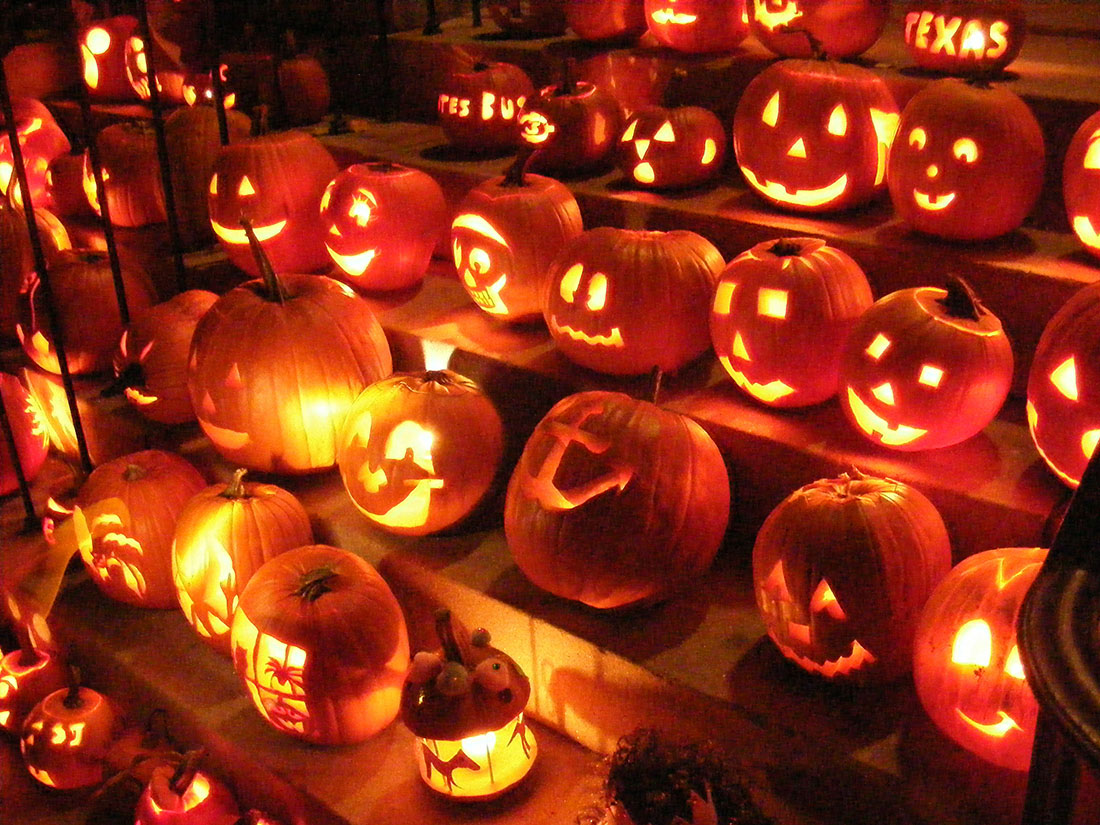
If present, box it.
[787,137,807,158]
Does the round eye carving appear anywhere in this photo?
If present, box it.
[473,658,510,692]
[953,138,979,163]
[559,263,583,303]
[827,104,848,137]
[762,92,780,128]
[951,619,992,667]
[452,239,462,270]
[469,248,490,274]
[586,273,608,311]
[1084,131,1100,170]
[909,128,927,150]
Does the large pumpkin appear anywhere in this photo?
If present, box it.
[505,390,730,609]
[753,471,952,682]
[0,98,71,210]
[438,61,534,155]
[20,685,121,790]
[543,227,724,376]
[230,544,410,745]
[645,0,749,53]
[748,0,889,58]
[87,121,167,227]
[1063,109,1100,261]
[913,546,1045,771]
[0,372,50,497]
[0,200,70,337]
[617,104,726,189]
[733,59,899,213]
[710,237,873,408]
[902,0,1026,75]
[80,16,141,101]
[172,469,315,655]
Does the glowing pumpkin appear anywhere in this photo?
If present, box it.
[565,0,648,42]
[838,278,1014,451]
[0,649,66,734]
[913,546,1045,770]
[887,78,1044,241]
[645,0,749,54]
[733,59,899,213]
[123,30,187,104]
[0,371,49,497]
[134,757,240,825]
[505,390,730,609]
[709,237,873,408]
[230,544,410,745]
[0,98,70,210]
[20,684,121,790]
[439,61,534,155]
[749,0,889,58]
[754,471,952,682]
[903,0,1026,75]
[1063,109,1100,261]
[0,199,71,336]
[80,16,141,101]
[182,65,237,109]
[617,104,726,189]
[401,610,536,800]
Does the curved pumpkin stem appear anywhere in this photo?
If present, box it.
[434,608,466,665]
[649,367,665,406]
[501,145,536,188]
[767,239,804,258]
[295,566,338,602]
[169,748,205,796]
[240,218,287,305]
[122,463,148,482]
[62,665,83,709]
[938,276,984,322]
[557,57,577,97]
[661,67,689,109]
[220,468,250,499]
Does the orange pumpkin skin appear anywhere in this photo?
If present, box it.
[0,200,71,336]
[439,61,535,155]
[887,79,1044,241]
[76,450,207,609]
[710,237,873,408]
[617,105,726,190]
[505,391,730,609]
[187,273,392,474]
[644,0,749,54]
[20,686,121,790]
[277,54,331,126]
[89,122,168,227]
[544,228,724,376]
[749,0,889,58]
[487,0,568,36]
[44,153,91,217]
[1063,109,1100,261]
[134,765,240,825]
[913,547,1045,771]
[80,16,141,101]
[903,0,1026,75]
[0,371,49,496]
[733,59,899,214]
[230,545,410,745]
[565,0,648,42]
[172,470,314,655]
[519,81,625,176]
[338,370,504,536]
[0,650,67,734]
[753,473,952,683]
[0,98,71,210]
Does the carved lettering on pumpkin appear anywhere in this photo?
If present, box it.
[904,12,1011,60]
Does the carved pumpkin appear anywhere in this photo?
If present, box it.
[17,249,158,376]
[1026,279,1100,488]
[172,469,314,655]
[645,0,749,54]
[749,0,889,58]
[709,237,873,408]
[123,30,187,104]
[320,162,448,291]
[182,65,237,109]
[733,59,899,213]
[113,290,219,425]
[505,390,730,609]
[338,370,504,536]
[1063,109,1100,261]
[230,544,410,745]
[75,450,206,609]
[0,372,49,496]
[0,98,70,210]
[565,0,648,42]
[80,16,141,101]
[887,78,1044,240]
[903,0,1025,75]
[20,685,121,790]
[401,610,536,800]
[134,761,240,825]
[86,122,167,228]
[0,649,66,734]
[487,0,568,36]
[187,225,392,473]
[452,156,583,322]
[838,278,1014,451]
[544,227,724,376]
[913,546,1045,771]
[439,60,534,155]
[0,200,71,336]
[208,131,338,277]
[617,104,726,189]
[754,471,952,682]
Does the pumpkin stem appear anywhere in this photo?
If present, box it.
[423,370,455,386]
[434,608,465,665]
[649,366,664,406]
[501,145,536,187]
[169,748,206,795]
[122,463,147,482]
[661,67,689,108]
[295,566,338,602]
[16,644,43,668]
[557,57,577,96]
[473,61,491,72]
[938,276,984,322]
[62,666,83,709]
[788,26,828,60]
[767,239,804,258]
[220,468,250,499]
[240,218,287,305]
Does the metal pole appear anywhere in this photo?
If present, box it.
[0,382,37,531]
[204,1,231,146]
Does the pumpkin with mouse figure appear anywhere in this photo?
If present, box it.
[80,16,141,101]
[749,0,889,59]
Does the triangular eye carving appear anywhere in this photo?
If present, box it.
[654,121,676,142]
[810,580,846,620]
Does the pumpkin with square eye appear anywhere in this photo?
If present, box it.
[208,131,337,277]
[439,60,534,155]
[1063,110,1100,261]
[887,79,1044,241]
[616,105,726,189]
[913,546,1045,771]
[80,17,141,101]
[1026,279,1100,489]
[645,0,749,54]
[733,59,899,213]
[710,237,872,408]
[754,471,951,682]
[838,278,1014,451]
[749,0,889,58]
[903,0,1026,75]
[320,162,448,292]
[0,98,70,211]
[544,227,724,376]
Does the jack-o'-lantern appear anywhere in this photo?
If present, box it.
[230,544,410,745]
[0,98,70,210]
[913,546,1046,770]
[85,122,167,228]
[320,162,447,291]
[338,370,504,536]
[173,469,314,655]
[617,104,725,189]
[0,372,50,496]
[439,61,534,154]
[0,649,66,734]
[452,154,583,322]
[565,0,648,42]
[182,65,236,109]
[17,250,157,376]
[505,390,730,609]
[123,31,186,104]
[80,17,141,101]
[838,278,1014,451]
[733,59,899,213]
[134,758,240,825]
[710,237,872,408]
[401,610,536,800]
[645,0,749,54]
[21,684,121,790]
[487,0,568,36]
[887,79,1044,240]
[113,290,219,425]
[753,471,952,682]
[1063,110,1100,261]
[0,200,71,336]
[544,227,724,376]
[75,450,206,609]
[188,221,392,473]
[1026,280,1100,489]
[749,0,889,58]
[903,0,1025,75]
[208,131,337,277]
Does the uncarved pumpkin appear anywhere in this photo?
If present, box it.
[88,121,167,227]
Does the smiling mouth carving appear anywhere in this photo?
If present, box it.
[741,168,848,208]
[549,316,624,347]
[1073,215,1100,250]
[913,190,956,211]
[775,637,876,679]
[956,709,1022,737]
[326,246,377,277]
[846,387,927,446]
[211,219,287,245]
[719,357,795,403]
[465,273,508,314]
[651,9,697,23]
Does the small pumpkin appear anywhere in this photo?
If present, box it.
[438,60,534,155]
[617,104,726,189]
[134,755,240,825]
[277,50,331,126]
[1063,109,1100,261]
[749,0,889,59]
[565,0,648,42]
[0,649,67,734]
[645,0,749,54]
[21,684,121,790]
[0,371,50,496]
[902,0,1026,75]
[230,544,410,745]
